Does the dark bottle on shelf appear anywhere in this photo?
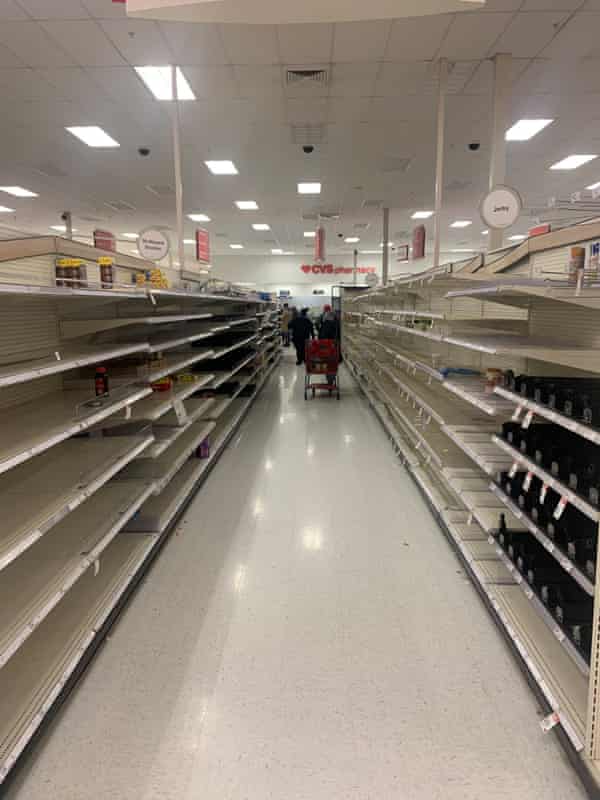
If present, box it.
[572,623,593,660]
[95,366,109,397]
[501,421,522,446]
[551,584,593,629]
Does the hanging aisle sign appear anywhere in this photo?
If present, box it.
[196,228,210,264]
[412,225,426,259]
[138,228,170,261]
[480,185,522,230]
[315,226,326,263]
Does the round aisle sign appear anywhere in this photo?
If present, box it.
[480,185,522,230]
[365,272,378,287]
[138,228,170,261]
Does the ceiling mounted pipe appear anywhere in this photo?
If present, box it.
[126,0,484,24]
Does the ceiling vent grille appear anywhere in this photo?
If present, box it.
[362,199,382,210]
[354,222,369,230]
[286,68,329,86]
[146,184,175,198]
[291,123,327,145]
[104,200,136,212]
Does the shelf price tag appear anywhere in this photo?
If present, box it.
[509,462,518,479]
[523,471,533,492]
[173,399,188,425]
[522,410,534,430]
[512,405,524,422]
[540,483,549,504]
[540,711,560,734]
[553,496,568,520]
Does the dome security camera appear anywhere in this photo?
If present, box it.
[303,145,314,154]
[138,146,151,157]
[468,142,481,152]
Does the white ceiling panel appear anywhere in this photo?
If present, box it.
[39,66,110,103]
[277,23,333,64]
[514,58,600,94]
[332,21,391,63]
[99,19,173,64]
[329,62,379,97]
[370,95,437,122]
[286,97,329,123]
[522,0,580,9]
[463,57,531,94]
[0,67,61,99]
[41,20,128,66]
[0,21,76,67]
[439,12,513,59]
[81,0,127,17]
[375,62,435,96]
[541,12,600,59]
[493,11,570,57]
[220,24,280,65]
[183,65,239,99]
[89,65,162,105]
[328,96,371,122]
[234,65,282,98]
[17,0,90,18]
[0,1,28,19]
[384,15,452,61]
[159,21,229,65]
[0,44,26,67]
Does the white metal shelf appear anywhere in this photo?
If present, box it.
[0,479,155,670]
[206,353,257,389]
[60,313,214,339]
[147,323,234,354]
[146,347,215,383]
[444,377,515,417]
[128,374,214,421]
[0,341,149,389]
[0,383,152,478]
[209,334,258,359]
[494,386,600,447]
[490,482,595,596]
[492,435,600,522]
[0,530,158,783]
[442,425,513,476]
[0,434,154,573]
[143,399,216,459]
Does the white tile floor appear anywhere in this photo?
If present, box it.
[6,355,588,799]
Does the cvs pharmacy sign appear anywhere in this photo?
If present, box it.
[301,264,376,275]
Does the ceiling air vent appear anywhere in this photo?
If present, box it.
[146,184,175,198]
[291,123,327,145]
[104,200,136,212]
[362,199,382,210]
[445,179,472,192]
[286,68,329,86]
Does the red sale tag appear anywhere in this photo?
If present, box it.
[540,483,548,503]
[553,496,568,520]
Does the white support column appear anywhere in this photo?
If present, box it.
[171,65,185,278]
[382,207,390,285]
[488,53,512,252]
[353,248,358,285]
[433,59,447,269]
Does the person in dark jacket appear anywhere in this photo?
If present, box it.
[289,307,314,365]
[318,304,340,341]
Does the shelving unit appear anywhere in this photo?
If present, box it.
[0,239,277,787]
[343,220,600,788]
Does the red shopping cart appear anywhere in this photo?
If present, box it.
[304,339,340,400]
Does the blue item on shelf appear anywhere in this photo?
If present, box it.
[438,367,481,378]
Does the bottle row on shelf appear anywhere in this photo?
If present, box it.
[505,372,600,427]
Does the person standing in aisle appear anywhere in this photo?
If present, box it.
[318,304,340,385]
[280,303,292,347]
[289,307,314,365]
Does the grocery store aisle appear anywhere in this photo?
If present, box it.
[7,356,587,800]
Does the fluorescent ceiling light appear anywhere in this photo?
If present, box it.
[550,155,598,170]
[235,200,258,210]
[505,119,553,141]
[380,241,393,247]
[229,243,244,249]
[508,234,527,241]
[448,248,476,253]
[298,182,321,195]
[586,181,600,191]
[187,213,211,222]
[50,225,78,233]
[134,66,195,101]
[344,237,360,243]
[122,232,138,239]
[361,250,383,254]
[66,126,120,148]
[252,223,270,231]
[283,251,295,255]
[481,230,489,235]
[411,210,434,219]
[271,248,283,254]
[450,220,472,228]
[304,231,316,238]
[0,205,14,212]
[205,160,238,175]
[183,238,195,244]
[0,186,37,197]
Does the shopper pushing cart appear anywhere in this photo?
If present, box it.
[304,305,340,400]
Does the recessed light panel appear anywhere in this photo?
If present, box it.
[205,160,238,175]
[123,232,139,239]
[272,248,283,254]
[505,119,553,141]
[298,182,321,195]
[187,213,211,222]
[344,237,360,243]
[587,181,600,191]
[411,211,434,219]
[252,223,270,231]
[0,186,38,197]
[229,243,244,249]
[508,234,527,241]
[450,220,472,228]
[66,126,120,148]
[50,225,78,233]
[235,201,258,210]
[135,66,195,101]
[550,155,598,170]
[0,206,14,213]
[304,231,316,238]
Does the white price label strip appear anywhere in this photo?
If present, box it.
[540,483,548,504]
[553,496,568,520]
[540,711,560,734]
[173,399,188,425]
[509,462,518,479]
[512,405,524,422]
[522,410,534,430]
[523,471,533,492]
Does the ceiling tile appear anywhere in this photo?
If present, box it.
[41,20,127,66]
[384,15,452,61]
[0,21,76,67]
[0,67,61,99]
[439,12,514,59]
[277,23,333,64]
[81,0,127,17]
[159,22,229,65]
[540,12,600,59]
[39,66,110,104]
[0,45,26,67]
[493,11,570,57]
[90,65,159,106]
[375,62,435,96]
[463,57,531,94]
[234,65,282,98]
[286,97,329,123]
[17,0,90,18]
[332,21,390,63]
[184,65,239,99]
[522,0,580,8]
[220,24,280,65]
[328,97,371,122]
[0,1,28,19]
[370,95,436,122]
[99,19,172,64]
[329,62,379,97]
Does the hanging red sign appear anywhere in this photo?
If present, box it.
[412,225,426,260]
[315,226,326,262]
[196,228,210,264]
[301,264,376,275]
[94,229,116,252]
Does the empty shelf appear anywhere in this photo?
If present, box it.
[0,479,155,670]
[0,383,152,477]
[210,334,258,359]
[128,374,215,421]
[205,353,257,388]
[146,348,215,382]
[0,434,154,573]
[0,531,157,783]
[60,313,214,339]
[442,425,512,476]
[142,399,216,459]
